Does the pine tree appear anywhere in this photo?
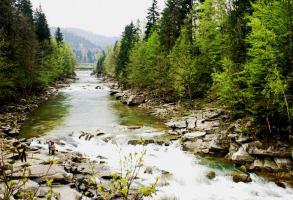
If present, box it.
[116,22,138,80]
[34,6,50,43]
[16,0,34,24]
[55,27,64,44]
[159,0,192,50]
[144,0,160,40]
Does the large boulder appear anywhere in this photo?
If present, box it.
[263,159,279,172]
[166,120,187,130]
[127,95,145,106]
[27,165,73,184]
[183,131,207,141]
[231,146,255,164]
[274,158,292,171]
[248,147,291,158]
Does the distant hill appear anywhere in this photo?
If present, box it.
[50,27,119,63]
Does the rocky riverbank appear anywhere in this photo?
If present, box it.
[104,76,293,188]
[0,136,110,199]
[0,76,77,137]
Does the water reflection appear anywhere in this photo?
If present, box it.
[109,96,166,130]
[20,94,70,138]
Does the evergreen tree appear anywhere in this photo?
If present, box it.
[227,0,254,65]
[16,0,34,24]
[55,27,64,44]
[127,31,161,88]
[104,41,120,76]
[34,6,50,43]
[96,51,106,74]
[116,22,138,80]
[159,0,192,50]
[145,0,160,40]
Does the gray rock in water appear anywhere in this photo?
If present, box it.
[206,171,216,180]
[231,172,252,183]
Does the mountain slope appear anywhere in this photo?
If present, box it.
[50,27,118,63]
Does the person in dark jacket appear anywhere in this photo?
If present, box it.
[19,144,27,162]
[48,140,52,155]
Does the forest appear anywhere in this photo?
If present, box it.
[0,0,76,104]
[98,0,293,138]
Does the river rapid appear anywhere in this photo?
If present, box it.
[21,70,293,200]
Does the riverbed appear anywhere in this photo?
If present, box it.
[20,70,293,200]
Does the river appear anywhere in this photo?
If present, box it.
[20,70,293,200]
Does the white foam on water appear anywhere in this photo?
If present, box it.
[69,135,293,200]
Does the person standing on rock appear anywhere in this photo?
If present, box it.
[51,142,56,155]
[48,140,52,155]
[19,144,27,162]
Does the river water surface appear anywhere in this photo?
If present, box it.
[21,70,293,200]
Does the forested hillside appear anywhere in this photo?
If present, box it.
[99,0,293,137]
[0,0,76,103]
[50,27,118,63]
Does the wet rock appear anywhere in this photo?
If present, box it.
[239,165,248,173]
[183,131,206,141]
[231,172,252,183]
[127,95,145,106]
[114,92,124,99]
[128,126,141,130]
[231,146,254,164]
[206,171,216,180]
[95,85,102,89]
[128,139,155,145]
[109,90,119,96]
[275,181,287,189]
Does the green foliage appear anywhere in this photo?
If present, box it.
[127,31,161,89]
[34,6,51,43]
[145,0,160,40]
[96,51,106,74]
[0,0,76,103]
[214,0,292,135]
[55,27,63,44]
[159,0,192,50]
[116,22,138,80]
[97,149,158,200]
[102,0,292,136]
[104,42,120,77]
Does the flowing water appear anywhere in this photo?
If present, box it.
[21,70,293,200]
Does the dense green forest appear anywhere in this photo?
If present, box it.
[0,0,76,103]
[98,0,293,137]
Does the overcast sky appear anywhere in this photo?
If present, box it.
[31,0,165,37]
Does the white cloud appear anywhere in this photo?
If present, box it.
[31,0,165,37]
